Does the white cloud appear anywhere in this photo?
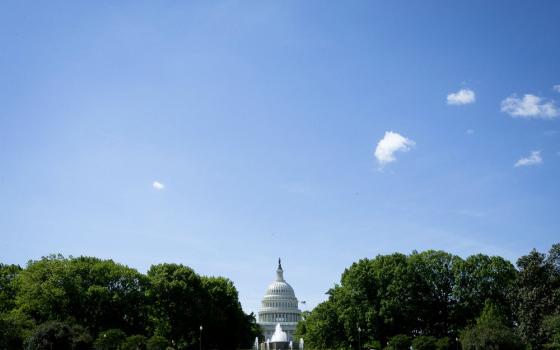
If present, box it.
[501,94,559,119]
[553,85,560,93]
[514,151,542,167]
[152,181,165,190]
[466,129,475,135]
[447,88,476,105]
[374,131,415,166]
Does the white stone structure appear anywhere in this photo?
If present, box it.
[258,259,301,341]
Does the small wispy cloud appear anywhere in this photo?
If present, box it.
[501,94,559,119]
[447,88,476,105]
[374,131,415,167]
[553,85,560,93]
[514,151,542,167]
[152,181,165,190]
[466,129,475,135]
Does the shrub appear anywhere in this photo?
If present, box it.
[365,340,382,350]
[385,334,412,350]
[412,336,437,350]
[460,303,523,350]
[26,321,75,350]
[147,335,169,350]
[72,325,93,349]
[0,312,33,349]
[94,329,127,350]
[435,337,450,350]
[121,335,147,350]
[543,314,560,349]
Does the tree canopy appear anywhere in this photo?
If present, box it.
[296,244,560,350]
[0,255,259,350]
[2,243,560,350]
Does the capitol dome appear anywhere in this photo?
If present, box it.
[258,259,301,341]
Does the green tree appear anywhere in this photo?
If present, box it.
[146,264,205,347]
[121,335,147,350]
[0,264,21,315]
[146,335,168,350]
[460,302,523,350]
[408,251,460,337]
[434,337,450,350]
[542,314,560,349]
[0,311,34,349]
[295,300,345,350]
[26,321,75,350]
[15,255,148,335]
[384,334,411,350]
[296,250,522,349]
[453,254,517,327]
[71,324,93,350]
[412,336,437,350]
[516,244,560,349]
[333,254,413,347]
[200,276,259,349]
[93,329,126,350]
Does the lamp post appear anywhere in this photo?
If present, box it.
[200,325,203,350]
[455,336,459,350]
[357,326,361,350]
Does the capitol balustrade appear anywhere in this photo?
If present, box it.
[258,321,299,326]
[258,315,301,322]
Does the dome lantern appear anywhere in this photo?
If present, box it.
[276,258,284,282]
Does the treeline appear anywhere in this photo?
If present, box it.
[295,244,560,350]
[0,255,260,350]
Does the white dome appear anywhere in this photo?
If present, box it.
[265,281,296,298]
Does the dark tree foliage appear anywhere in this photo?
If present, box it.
[408,251,459,337]
[146,264,260,350]
[516,244,560,349]
[121,334,147,350]
[460,302,524,350]
[93,329,127,350]
[542,314,560,349]
[71,325,93,350]
[0,311,34,349]
[384,334,411,350]
[201,276,262,349]
[25,320,88,350]
[434,337,450,350]
[146,335,169,350]
[411,336,437,350]
[453,254,517,327]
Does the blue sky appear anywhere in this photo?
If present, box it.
[1,1,560,315]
